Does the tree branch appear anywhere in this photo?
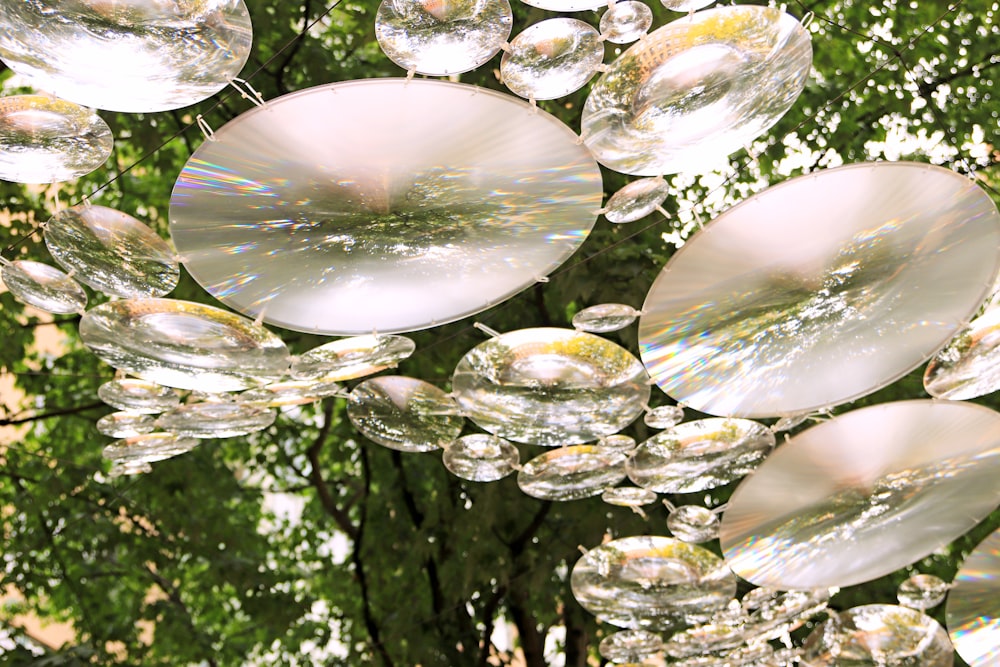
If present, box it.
[355,445,395,667]
[0,401,104,426]
[305,399,358,539]
[142,565,219,667]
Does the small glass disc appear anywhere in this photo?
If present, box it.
[238,379,343,408]
[0,1,253,113]
[442,434,519,481]
[96,411,156,438]
[924,305,1000,400]
[452,327,650,446]
[45,205,179,298]
[603,177,670,224]
[660,0,714,11]
[600,1,653,44]
[720,400,1000,590]
[81,299,291,392]
[375,0,513,76]
[602,486,658,507]
[348,376,464,453]
[582,6,812,175]
[500,19,604,101]
[572,303,641,333]
[627,418,774,493]
[520,0,608,11]
[0,95,112,183]
[108,460,153,477]
[600,434,638,451]
[667,505,719,543]
[947,527,1000,667]
[746,588,834,639]
[640,163,1000,417]
[570,535,737,631]
[644,405,684,429]
[517,445,627,501]
[802,604,953,667]
[599,629,663,663]
[102,433,200,464]
[97,378,180,414]
[291,334,416,381]
[155,402,276,439]
[1,259,87,314]
[897,574,949,611]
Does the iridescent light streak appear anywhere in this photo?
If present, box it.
[175,157,282,199]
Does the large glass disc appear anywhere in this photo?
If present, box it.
[517,445,627,500]
[500,19,604,100]
[719,400,1000,590]
[581,5,811,176]
[0,1,252,113]
[0,260,87,314]
[80,299,291,392]
[155,402,276,438]
[924,305,1000,400]
[347,376,464,452]
[375,0,513,76]
[946,527,1000,667]
[626,418,774,493]
[451,327,650,446]
[570,536,737,631]
[170,79,602,335]
[640,162,1000,418]
[802,604,953,666]
[45,205,179,298]
[0,95,112,183]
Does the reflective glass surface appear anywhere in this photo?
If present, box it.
[946,527,1000,667]
[1,259,87,314]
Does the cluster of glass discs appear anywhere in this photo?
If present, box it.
[1,0,1000,665]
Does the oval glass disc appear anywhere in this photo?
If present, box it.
[238,379,343,408]
[347,376,464,452]
[582,5,812,176]
[603,177,670,223]
[802,604,953,667]
[170,79,602,335]
[571,303,640,332]
[570,535,737,631]
[155,402,276,439]
[500,19,604,101]
[924,305,1000,400]
[720,400,1000,590]
[96,411,157,438]
[640,162,1000,417]
[517,445,627,501]
[520,0,608,12]
[375,0,513,76]
[0,95,112,183]
[80,299,291,392]
[1,260,87,314]
[0,1,252,112]
[452,327,650,446]
[97,378,180,414]
[45,205,179,298]
[442,434,520,481]
[291,334,416,381]
[626,418,774,493]
[946,527,1000,667]
[102,433,201,465]
[599,1,653,44]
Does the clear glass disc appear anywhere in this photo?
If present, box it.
[626,418,774,493]
[571,303,641,332]
[102,432,200,464]
[640,162,1000,417]
[600,1,653,44]
[897,574,948,611]
[291,334,416,381]
[1,259,87,314]
[661,0,714,11]
[600,433,638,451]
[570,535,737,631]
[946,527,1000,667]
[0,1,253,112]
[599,629,663,663]
[745,588,833,640]
[667,505,719,543]
[517,445,627,501]
[155,402,276,438]
[108,460,153,477]
[347,376,464,452]
[500,19,604,100]
[170,79,602,335]
[602,486,658,507]
[644,404,684,429]
[45,205,179,298]
[802,604,953,667]
[519,0,608,12]
[924,305,1000,400]
[451,327,650,446]
[442,434,519,481]
[96,411,156,438]
[720,400,1000,590]
[238,379,343,408]
[582,6,812,176]
[375,0,512,76]
[80,299,291,392]
[603,177,670,223]
[0,95,112,183]
[97,378,180,414]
